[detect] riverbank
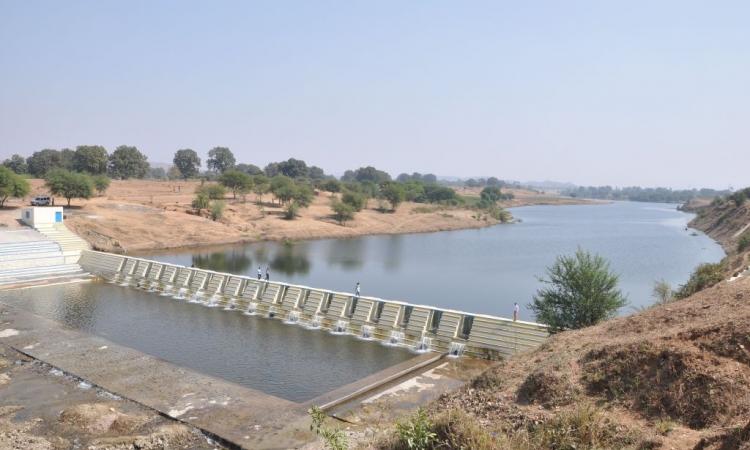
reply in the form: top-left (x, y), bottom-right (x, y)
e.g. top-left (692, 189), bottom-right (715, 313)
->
top-left (1, 180), bottom-right (596, 253)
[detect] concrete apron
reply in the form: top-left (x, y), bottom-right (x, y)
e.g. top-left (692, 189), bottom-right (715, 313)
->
top-left (0, 297), bottom-right (473, 450)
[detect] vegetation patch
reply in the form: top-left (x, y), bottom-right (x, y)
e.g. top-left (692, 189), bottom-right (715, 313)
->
top-left (679, 321), bottom-right (750, 366)
top-left (516, 368), bottom-right (580, 408)
top-left (582, 341), bottom-right (750, 428)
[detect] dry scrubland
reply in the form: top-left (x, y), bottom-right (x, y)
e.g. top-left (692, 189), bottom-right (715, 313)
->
top-left (3, 179), bottom-right (589, 252)
top-left (372, 197), bottom-right (750, 449)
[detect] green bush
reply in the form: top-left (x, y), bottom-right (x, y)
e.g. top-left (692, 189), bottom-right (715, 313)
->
top-left (309, 406), bottom-right (348, 450)
top-left (197, 184), bottom-right (226, 200)
top-left (331, 200), bottom-right (355, 225)
top-left (92, 175), bottom-right (111, 195)
top-left (341, 191), bottom-right (366, 211)
top-left (284, 202), bottom-right (300, 220)
top-left (395, 408), bottom-right (437, 450)
top-left (210, 200), bottom-right (225, 221)
top-left (738, 233), bottom-right (750, 253)
top-left (192, 192), bottom-right (209, 210)
top-left (529, 249), bottom-right (627, 332)
top-left (0, 166), bottom-right (30, 208)
top-left (675, 262), bottom-right (725, 299)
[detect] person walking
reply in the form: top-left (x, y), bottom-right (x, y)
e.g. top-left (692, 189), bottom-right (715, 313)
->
top-left (355, 282), bottom-right (361, 298)
top-left (513, 302), bottom-right (520, 321)
top-left (265, 267), bottom-right (270, 281)
top-left (257, 266), bottom-right (262, 280)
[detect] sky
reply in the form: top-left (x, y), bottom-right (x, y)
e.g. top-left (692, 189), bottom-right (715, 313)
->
top-left (0, 1), bottom-right (748, 189)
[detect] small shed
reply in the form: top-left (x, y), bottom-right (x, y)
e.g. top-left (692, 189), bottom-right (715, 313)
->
top-left (21, 206), bottom-right (64, 228)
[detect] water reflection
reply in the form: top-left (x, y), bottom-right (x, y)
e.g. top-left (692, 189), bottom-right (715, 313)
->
top-left (326, 239), bottom-right (365, 270)
top-left (383, 235), bottom-right (403, 271)
top-left (270, 244), bottom-right (311, 275)
top-left (192, 250), bottom-right (252, 273)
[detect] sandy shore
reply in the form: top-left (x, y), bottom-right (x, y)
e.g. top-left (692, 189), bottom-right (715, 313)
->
top-left (1, 180), bottom-right (595, 252)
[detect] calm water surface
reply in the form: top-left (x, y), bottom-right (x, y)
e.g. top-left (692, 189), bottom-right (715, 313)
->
top-left (142, 202), bottom-right (725, 317)
top-left (0, 283), bottom-right (413, 402)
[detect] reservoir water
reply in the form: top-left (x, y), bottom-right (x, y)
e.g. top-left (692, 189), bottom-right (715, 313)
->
top-left (142, 202), bottom-right (725, 317)
top-left (0, 283), bottom-right (413, 402)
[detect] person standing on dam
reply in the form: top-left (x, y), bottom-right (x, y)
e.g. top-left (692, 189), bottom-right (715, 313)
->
top-left (265, 267), bottom-right (270, 281)
top-left (355, 282), bottom-right (361, 298)
top-left (513, 302), bottom-right (520, 321)
top-left (257, 266), bottom-right (262, 280)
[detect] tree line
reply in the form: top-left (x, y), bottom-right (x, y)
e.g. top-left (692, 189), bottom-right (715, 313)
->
top-left (563, 185), bottom-right (730, 203)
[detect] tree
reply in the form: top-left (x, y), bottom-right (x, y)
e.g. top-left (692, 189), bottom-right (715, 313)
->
top-left (308, 166), bottom-right (326, 180)
top-left (219, 170), bottom-right (253, 199)
top-left (252, 175), bottom-right (270, 203)
top-left (92, 175), bottom-right (111, 195)
top-left (331, 200), bottom-right (355, 225)
top-left (173, 149), bottom-right (201, 179)
top-left (341, 190), bottom-right (366, 211)
top-left (422, 173), bottom-right (437, 184)
top-left (207, 147), bottom-right (236, 173)
top-left (236, 163), bottom-right (263, 175)
top-left (349, 166), bottom-right (391, 184)
top-left (2, 154), bottom-right (27, 174)
top-left (0, 166), bottom-right (30, 208)
top-left (529, 249), bottom-right (627, 332)
top-left (322, 179), bottom-right (341, 197)
top-left (27, 149), bottom-right (64, 177)
top-left (270, 175), bottom-right (295, 204)
top-left (380, 182), bottom-right (405, 211)
top-left (72, 145), bottom-right (108, 174)
top-left (147, 167), bottom-right (167, 179)
top-left (108, 145), bottom-right (149, 179)
top-left (44, 169), bottom-right (94, 206)
top-left (277, 158), bottom-right (309, 178)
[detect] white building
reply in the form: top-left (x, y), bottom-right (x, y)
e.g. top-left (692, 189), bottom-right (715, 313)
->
top-left (21, 206), bottom-right (64, 228)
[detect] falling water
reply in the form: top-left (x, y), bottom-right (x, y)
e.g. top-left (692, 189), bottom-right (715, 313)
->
top-left (448, 342), bottom-right (466, 358)
top-left (414, 336), bottom-right (432, 353)
top-left (188, 291), bottom-right (204, 303)
top-left (268, 306), bottom-right (278, 318)
top-left (284, 310), bottom-right (300, 324)
top-left (245, 302), bottom-right (258, 315)
top-left (118, 276), bottom-right (132, 287)
top-left (360, 325), bottom-right (374, 340)
top-left (331, 320), bottom-right (349, 334)
top-left (160, 285), bottom-right (174, 296)
top-left (385, 330), bottom-right (405, 346)
top-left (173, 288), bottom-right (187, 300)
top-left (306, 315), bottom-right (322, 329)
top-left (223, 297), bottom-right (237, 310)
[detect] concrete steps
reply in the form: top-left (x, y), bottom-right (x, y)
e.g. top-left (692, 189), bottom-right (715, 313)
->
top-left (0, 263), bottom-right (87, 286)
top-left (0, 234), bottom-right (89, 287)
top-left (34, 224), bottom-right (90, 253)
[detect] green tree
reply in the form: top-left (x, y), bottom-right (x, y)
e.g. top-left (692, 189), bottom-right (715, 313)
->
top-left (341, 191), bottom-right (365, 211)
top-left (108, 145), bottom-right (150, 179)
top-left (236, 163), bottom-right (263, 175)
top-left (252, 174), bottom-right (270, 203)
top-left (346, 166), bottom-right (391, 184)
top-left (0, 166), bottom-right (30, 208)
top-left (44, 169), bottom-right (94, 206)
top-left (270, 175), bottom-right (295, 204)
top-left (92, 175), bottom-right (111, 195)
top-left (380, 182), bottom-right (406, 211)
top-left (529, 249), bottom-right (627, 332)
top-left (72, 145), bottom-right (108, 174)
top-left (173, 149), bottom-right (201, 179)
top-left (192, 192), bottom-right (209, 211)
top-left (2, 154), bottom-right (28, 174)
top-left (219, 170), bottom-right (253, 199)
top-left (210, 200), bottom-right (225, 221)
top-left (27, 149), bottom-right (65, 177)
top-left (276, 158), bottom-right (309, 178)
top-left (322, 179), bottom-right (341, 197)
top-left (207, 147), bottom-right (236, 173)
top-left (331, 200), bottom-right (355, 225)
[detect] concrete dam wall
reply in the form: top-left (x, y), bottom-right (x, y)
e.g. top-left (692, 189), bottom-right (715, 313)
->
top-left (79, 250), bottom-right (549, 358)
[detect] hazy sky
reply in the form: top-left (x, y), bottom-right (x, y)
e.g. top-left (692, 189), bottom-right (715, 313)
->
top-left (1, 1), bottom-right (747, 189)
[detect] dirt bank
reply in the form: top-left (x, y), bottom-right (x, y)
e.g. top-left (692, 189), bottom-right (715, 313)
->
top-left (2, 180), bottom-right (594, 252)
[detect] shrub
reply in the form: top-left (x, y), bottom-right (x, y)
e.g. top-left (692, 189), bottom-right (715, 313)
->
top-left (218, 170), bottom-right (253, 199)
top-left (196, 184), bottom-right (226, 200)
top-left (395, 408), bottom-right (437, 450)
top-left (652, 279), bottom-right (673, 305)
top-left (675, 262), bottom-right (725, 299)
top-left (210, 200), bottom-right (225, 221)
top-left (738, 232), bottom-right (750, 253)
top-left (529, 248), bottom-right (627, 332)
top-left (92, 175), bottom-right (111, 195)
top-left (380, 182), bottom-right (406, 211)
top-left (284, 202), bottom-right (300, 220)
top-left (192, 192), bottom-right (209, 211)
top-left (331, 200), bottom-right (355, 225)
top-left (309, 406), bottom-right (348, 450)
top-left (341, 191), bottom-right (366, 211)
